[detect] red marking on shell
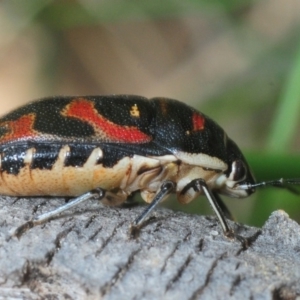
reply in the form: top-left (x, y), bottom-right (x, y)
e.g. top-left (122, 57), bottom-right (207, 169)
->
top-left (0, 114), bottom-right (37, 143)
top-left (62, 98), bottom-right (152, 143)
top-left (192, 112), bottom-right (205, 131)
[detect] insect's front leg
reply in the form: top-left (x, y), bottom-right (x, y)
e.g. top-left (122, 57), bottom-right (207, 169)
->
top-left (181, 178), bottom-right (249, 248)
top-left (130, 181), bottom-right (175, 238)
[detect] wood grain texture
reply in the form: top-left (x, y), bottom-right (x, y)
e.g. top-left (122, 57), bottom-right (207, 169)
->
top-left (0, 196), bottom-right (300, 299)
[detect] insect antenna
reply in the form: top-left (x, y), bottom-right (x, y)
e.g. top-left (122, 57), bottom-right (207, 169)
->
top-left (240, 178), bottom-right (300, 194)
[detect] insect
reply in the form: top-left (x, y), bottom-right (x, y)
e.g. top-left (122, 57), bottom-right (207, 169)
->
top-left (1, 95), bottom-right (298, 245)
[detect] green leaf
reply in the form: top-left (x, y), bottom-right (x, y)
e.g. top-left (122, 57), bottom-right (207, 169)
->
top-left (267, 40), bottom-right (300, 152)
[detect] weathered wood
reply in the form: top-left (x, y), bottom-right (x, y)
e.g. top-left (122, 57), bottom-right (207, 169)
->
top-left (0, 196), bottom-right (300, 299)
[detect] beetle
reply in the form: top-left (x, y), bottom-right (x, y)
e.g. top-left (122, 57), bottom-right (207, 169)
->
top-left (0, 95), bottom-right (298, 244)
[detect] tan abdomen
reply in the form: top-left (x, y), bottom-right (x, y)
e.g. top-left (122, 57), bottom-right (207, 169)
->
top-left (0, 145), bottom-right (169, 197)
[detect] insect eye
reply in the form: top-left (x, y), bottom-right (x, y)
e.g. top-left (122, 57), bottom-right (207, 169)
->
top-left (230, 160), bottom-right (247, 182)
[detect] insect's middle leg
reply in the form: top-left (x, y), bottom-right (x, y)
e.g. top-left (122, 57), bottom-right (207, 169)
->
top-left (130, 181), bottom-right (175, 237)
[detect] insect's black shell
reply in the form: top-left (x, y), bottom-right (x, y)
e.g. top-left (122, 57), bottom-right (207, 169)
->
top-left (151, 97), bottom-right (228, 161)
top-left (0, 96), bottom-right (151, 141)
top-left (0, 95), bottom-right (242, 175)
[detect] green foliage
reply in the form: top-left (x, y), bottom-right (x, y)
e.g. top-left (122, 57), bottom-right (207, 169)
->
top-left (267, 41), bottom-right (300, 152)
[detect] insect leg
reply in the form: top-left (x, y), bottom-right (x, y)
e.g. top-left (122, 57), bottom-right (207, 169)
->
top-left (130, 181), bottom-right (175, 237)
top-left (182, 179), bottom-right (248, 247)
top-left (212, 192), bottom-right (234, 221)
top-left (182, 179), bottom-right (232, 235)
top-left (13, 188), bottom-right (105, 238)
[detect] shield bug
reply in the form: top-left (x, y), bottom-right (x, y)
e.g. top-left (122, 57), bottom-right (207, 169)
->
top-left (1, 95), bottom-right (299, 245)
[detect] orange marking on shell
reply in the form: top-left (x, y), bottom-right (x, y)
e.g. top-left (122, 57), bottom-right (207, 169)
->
top-left (192, 112), bottom-right (205, 131)
top-left (0, 114), bottom-right (37, 143)
top-left (130, 104), bottom-right (140, 117)
top-left (62, 98), bottom-right (151, 143)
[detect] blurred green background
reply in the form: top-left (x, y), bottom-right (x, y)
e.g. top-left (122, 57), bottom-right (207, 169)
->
top-left (1, 0), bottom-right (300, 227)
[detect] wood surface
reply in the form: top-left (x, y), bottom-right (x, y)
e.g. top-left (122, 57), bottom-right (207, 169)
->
top-left (0, 196), bottom-right (300, 299)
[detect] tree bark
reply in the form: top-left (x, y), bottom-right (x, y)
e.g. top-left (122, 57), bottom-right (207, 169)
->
top-left (0, 196), bottom-right (300, 299)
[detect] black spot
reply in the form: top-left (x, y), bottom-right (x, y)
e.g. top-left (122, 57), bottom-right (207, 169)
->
top-left (0, 145), bottom-right (27, 175)
top-left (64, 144), bottom-right (97, 167)
top-left (101, 145), bottom-right (133, 168)
top-left (31, 144), bottom-right (62, 170)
